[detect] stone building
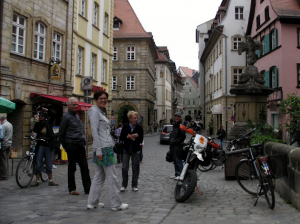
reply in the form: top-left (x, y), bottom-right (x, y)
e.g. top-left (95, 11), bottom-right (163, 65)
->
top-left (112, 0), bottom-right (157, 130)
top-left (0, 0), bottom-right (74, 155)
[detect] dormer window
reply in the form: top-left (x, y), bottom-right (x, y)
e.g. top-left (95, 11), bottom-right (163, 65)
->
top-left (113, 16), bottom-right (122, 30)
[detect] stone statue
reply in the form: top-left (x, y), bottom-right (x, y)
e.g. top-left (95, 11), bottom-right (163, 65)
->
top-left (238, 36), bottom-right (262, 66)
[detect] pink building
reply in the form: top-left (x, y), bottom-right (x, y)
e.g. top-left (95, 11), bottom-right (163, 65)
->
top-left (247, 0), bottom-right (300, 141)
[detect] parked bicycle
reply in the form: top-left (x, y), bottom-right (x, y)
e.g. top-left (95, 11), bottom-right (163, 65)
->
top-left (227, 130), bottom-right (275, 209)
top-left (15, 135), bottom-right (49, 188)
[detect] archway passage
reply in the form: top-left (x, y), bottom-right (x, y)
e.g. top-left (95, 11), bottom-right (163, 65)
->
top-left (118, 105), bottom-right (135, 125)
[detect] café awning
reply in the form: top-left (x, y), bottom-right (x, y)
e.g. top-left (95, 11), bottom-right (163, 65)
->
top-left (0, 97), bottom-right (16, 113)
top-left (30, 93), bottom-right (92, 111)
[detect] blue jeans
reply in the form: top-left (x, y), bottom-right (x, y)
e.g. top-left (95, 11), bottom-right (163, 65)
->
top-left (36, 146), bottom-right (52, 175)
top-left (171, 145), bottom-right (183, 177)
top-left (219, 139), bottom-right (224, 150)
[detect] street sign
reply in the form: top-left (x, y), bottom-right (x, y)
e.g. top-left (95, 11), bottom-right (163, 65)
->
top-left (111, 119), bottom-right (115, 125)
top-left (112, 116), bottom-right (114, 119)
top-left (231, 116), bottom-right (236, 121)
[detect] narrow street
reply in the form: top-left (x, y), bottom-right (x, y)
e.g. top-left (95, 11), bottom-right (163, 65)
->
top-left (0, 133), bottom-right (299, 224)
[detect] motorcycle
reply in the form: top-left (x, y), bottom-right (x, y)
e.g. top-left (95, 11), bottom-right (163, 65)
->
top-left (174, 116), bottom-right (227, 202)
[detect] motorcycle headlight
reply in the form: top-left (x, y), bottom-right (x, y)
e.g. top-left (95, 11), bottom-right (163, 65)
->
top-left (194, 144), bottom-right (205, 152)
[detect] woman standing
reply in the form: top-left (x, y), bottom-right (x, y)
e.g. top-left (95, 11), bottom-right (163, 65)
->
top-left (87, 90), bottom-right (128, 211)
top-left (119, 111), bottom-right (144, 192)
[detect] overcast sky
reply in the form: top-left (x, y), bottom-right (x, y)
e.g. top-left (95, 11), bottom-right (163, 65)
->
top-left (128, 0), bottom-right (222, 71)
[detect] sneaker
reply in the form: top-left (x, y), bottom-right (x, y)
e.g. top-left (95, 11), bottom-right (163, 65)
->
top-left (52, 164), bottom-right (57, 169)
top-left (132, 187), bottom-right (138, 192)
top-left (120, 187), bottom-right (126, 192)
top-left (87, 203), bottom-right (104, 209)
top-left (30, 181), bottom-right (39, 187)
top-left (111, 203), bottom-right (129, 211)
top-left (170, 175), bottom-right (175, 179)
top-left (174, 176), bottom-right (180, 180)
top-left (48, 180), bottom-right (59, 186)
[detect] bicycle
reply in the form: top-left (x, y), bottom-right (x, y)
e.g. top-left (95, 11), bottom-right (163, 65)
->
top-left (15, 135), bottom-right (49, 188)
top-left (229, 133), bottom-right (275, 209)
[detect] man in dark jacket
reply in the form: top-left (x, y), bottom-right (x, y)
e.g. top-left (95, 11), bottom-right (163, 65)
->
top-left (30, 107), bottom-right (59, 187)
top-left (59, 97), bottom-right (91, 195)
top-left (217, 126), bottom-right (226, 150)
top-left (169, 112), bottom-right (186, 180)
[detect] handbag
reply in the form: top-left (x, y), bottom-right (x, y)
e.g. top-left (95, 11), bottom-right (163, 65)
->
top-left (166, 149), bottom-right (173, 163)
top-left (113, 142), bottom-right (124, 154)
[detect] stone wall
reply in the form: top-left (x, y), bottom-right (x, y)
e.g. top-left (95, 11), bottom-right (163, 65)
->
top-left (264, 142), bottom-right (300, 211)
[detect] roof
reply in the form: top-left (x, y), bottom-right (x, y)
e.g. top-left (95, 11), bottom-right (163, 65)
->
top-left (114, 0), bottom-right (152, 38)
top-left (271, 0), bottom-right (300, 18)
top-left (180, 66), bottom-right (198, 77)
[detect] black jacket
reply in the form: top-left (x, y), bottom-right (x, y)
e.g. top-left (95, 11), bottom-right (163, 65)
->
top-left (169, 121), bottom-right (186, 146)
top-left (59, 109), bottom-right (85, 149)
top-left (119, 123), bottom-right (144, 154)
top-left (33, 109), bottom-right (58, 150)
top-left (217, 129), bottom-right (226, 139)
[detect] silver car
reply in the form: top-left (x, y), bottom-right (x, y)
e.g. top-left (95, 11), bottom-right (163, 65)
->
top-left (160, 125), bottom-right (173, 144)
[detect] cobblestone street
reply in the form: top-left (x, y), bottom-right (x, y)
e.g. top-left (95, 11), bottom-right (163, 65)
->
top-left (0, 133), bottom-right (299, 224)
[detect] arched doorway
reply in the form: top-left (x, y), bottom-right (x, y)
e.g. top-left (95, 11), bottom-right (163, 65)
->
top-left (118, 105), bottom-right (135, 125)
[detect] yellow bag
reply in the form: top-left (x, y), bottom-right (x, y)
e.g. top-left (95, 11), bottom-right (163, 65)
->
top-left (61, 145), bottom-right (68, 161)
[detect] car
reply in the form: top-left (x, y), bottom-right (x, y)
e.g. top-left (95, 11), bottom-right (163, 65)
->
top-left (160, 125), bottom-right (173, 144)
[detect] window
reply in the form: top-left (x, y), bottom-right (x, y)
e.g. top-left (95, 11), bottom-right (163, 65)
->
top-left (127, 47), bottom-right (135, 60)
top-left (270, 29), bottom-right (278, 50)
top-left (93, 3), bottom-right (98, 26)
top-left (104, 14), bottom-right (108, 35)
top-left (233, 36), bottom-right (242, 50)
top-left (126, 76), bottom-right (135, 90)
top-left (112, 76), bottom-right (117, 90)
top-left (219, 39), bottom-right (222, 54)
top-left (12, 13), bottom-right (26, 55)
top-left (256, 15), bottom-right (260, 28)
top-left (261, 36), bottom-right (265, 55)
top-left (77, 47), bottom-right (83, 75)
top-left (113, 47), bottom-right (117, 60)
top-left (193, 100), bottom-right (196, 105)
top-left (233, 68), bottom-right (243, 85)
top-left (34, 22), bottom-right (46, 61)
top-left (297, 64), bottom-right (300, 87)
top-left (102, 59), bottom-right (107, 83)
top-left (187, 100), bottom-right (190, 105)
top-left (189, 88), bottom-right (191, 93)
top-left (53, 32), bottom-right (62, 62)
top-left (91, 54), bottom-right (96, 79)
top-left (271, 113), bottom-right (279, 129)
top-left (81, 0), bottom-right (85, 17)
top-left (265, 6), bottom-right (270, 21)
top-left (264, 67), bottom-right (278, 88)
top-left (235, 7), bottom-right (243, 20)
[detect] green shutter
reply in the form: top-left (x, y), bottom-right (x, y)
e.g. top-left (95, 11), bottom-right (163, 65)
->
top-left (265, 71), bottom-right (270, 87)
top-left (265, 33), bottom-right (270, 53)
top-left (256, 49), bottom-right (260, 58)
top-left (274, 28), bottom-right (278, 48)
top-left (274, 67), bottom-right (278, 87)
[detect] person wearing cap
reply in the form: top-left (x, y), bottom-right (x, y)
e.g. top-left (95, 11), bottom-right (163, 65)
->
top-left (169, 112), bottom-right (186, 180)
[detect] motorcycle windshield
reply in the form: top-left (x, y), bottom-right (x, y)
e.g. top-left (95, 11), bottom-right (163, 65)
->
top-left (194, 134), bottom-right (208, 148)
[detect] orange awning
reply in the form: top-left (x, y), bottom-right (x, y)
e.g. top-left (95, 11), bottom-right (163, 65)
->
top-left (30, 93), bottom-right (92, 111)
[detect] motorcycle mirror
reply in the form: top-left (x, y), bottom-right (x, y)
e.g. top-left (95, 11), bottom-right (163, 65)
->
top-left (185, 115), bottom-right (192, 122)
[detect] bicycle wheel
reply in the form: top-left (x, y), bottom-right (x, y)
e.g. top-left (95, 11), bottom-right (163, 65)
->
top-left (235, 160), bottom-right (263, 196)
top-left (40, 164), bottom-right (49, 182)
top-left (262, 176), bottom-right (275, 209)
top-left (198, 162), bottom-right (214, 172)
top-left (15, 156), bottom-right (34, 188)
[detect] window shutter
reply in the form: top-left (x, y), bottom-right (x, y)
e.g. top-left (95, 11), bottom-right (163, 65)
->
top-left (274, 67), bottom-right (278, 87)
top-left (274, 28), bottom-right (278, 48)
top-left (264, 71), bottom-right (270, 87)
top-left (255, 49), bottom-right (260, 58)
top-left (265, 33), bottom-right (270, 53)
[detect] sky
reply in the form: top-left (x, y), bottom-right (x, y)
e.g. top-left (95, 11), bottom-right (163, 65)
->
top-left (128, 0), bottom-right (223, 71)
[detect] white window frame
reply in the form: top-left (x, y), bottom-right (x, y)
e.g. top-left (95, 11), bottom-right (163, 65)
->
top-left (126, 76), bottom-right (135, 90)
top-left (91, 54), bottom-right (96, 79)
top-left (53, 32), bottom-right (62, 63)
top-left (12, 13), bottom-right (26, 55)
top-left (34, 22), bottom-right (46, 61)
top-left (233, 37), bottom-right (242, 50)
top-left (77, 47), bottom-right (83, 75)
top-left (93, 3), bottom-right (98, 26)
top-left (81, 0), bottom-right (86, 17)
top-left (233, 68), bottom-right (243, 85)
top-left (113, 47), bottom-right (118, 61)
top-left (112, 76), bottom-right (117, 90)
top-left (104, 14), bottom-right (108, 35)
top-left (102, 59), bottom-right (107, 83)
top-left (127, 47), bottom-right (135, 60)
top-left (235, 7), bottom-right (243, 20)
